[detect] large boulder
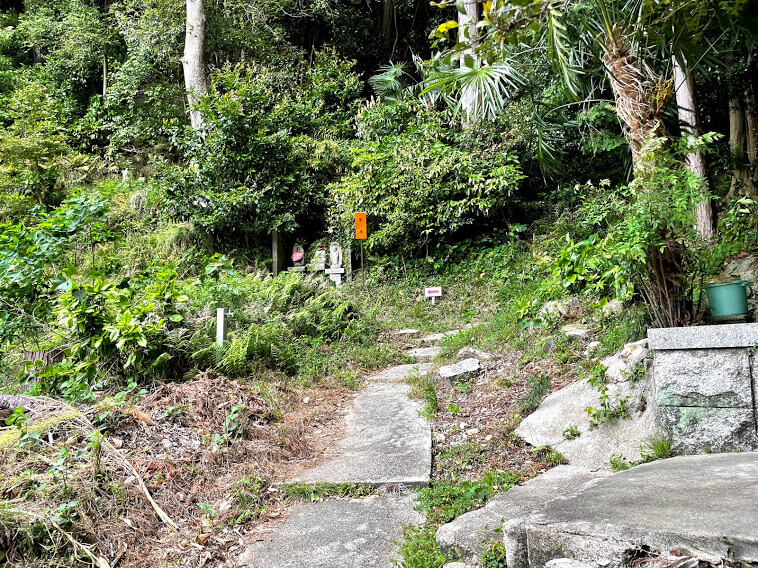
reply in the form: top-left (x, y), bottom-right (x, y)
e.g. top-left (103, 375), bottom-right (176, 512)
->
top-left (561, 324), bottom-right (595, 342)
top-left (540, 297), bottom-right (583, 320)
top-left (456, 347), bottom-right (493, 361)
top-left (515, 374), bottom-right (658, 469)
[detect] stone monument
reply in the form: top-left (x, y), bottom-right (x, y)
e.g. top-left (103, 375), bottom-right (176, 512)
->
top-left (325, 242), bottom-right (346, 287)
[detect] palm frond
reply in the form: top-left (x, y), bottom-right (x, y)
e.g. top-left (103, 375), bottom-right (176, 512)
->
top-left (546, 5), bottom-right (584, 99)
top-left (368, 62), bottom-right (413, 102)
top-left (421, 59), bottom-right (525, 121)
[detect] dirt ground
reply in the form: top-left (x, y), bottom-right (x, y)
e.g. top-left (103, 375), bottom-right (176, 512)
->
top-left (430, 349), bottom-right (575, 483)
top-left (0, 373), bottom-right (355, 568)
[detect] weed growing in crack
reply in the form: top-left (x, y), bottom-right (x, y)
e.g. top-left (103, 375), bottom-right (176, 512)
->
top-left (282, 482), bottom-right (376, 502)
top-left (516, 374), bottom-right (550, 413)
top-left (480, 541), bottom-right (507, 567)
top-left (532, 445), bottom-right (565, 466)
top-left (562, 425), bottom-right (580, 440)
top-left (640, 434), bottom-right (675, 461)
top-left (406, 369), bottom-right (439, 419)
top-left (393, 472), bottom-right (520, 568)
top-left (586, 383), bottom-right (630, 429)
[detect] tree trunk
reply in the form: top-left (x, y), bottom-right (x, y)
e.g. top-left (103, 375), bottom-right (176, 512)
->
top-left (32, 44), bottom-right (43, 64)
top-left (672, 54), bottom-right (714, 241)
top-left (458, 0), bottom-right (479, 125)
top-left (746, 83), bottom-right (758, 192)
top-left (601, 28), bottom-right (664, 169)
top-left (727, 94), bottom-right (750, 198)
top-left (182, 0), bottom-right (208, 130)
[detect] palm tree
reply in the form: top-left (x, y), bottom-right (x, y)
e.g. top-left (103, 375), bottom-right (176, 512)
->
top-left (427, 0), bottom-right (756, 324)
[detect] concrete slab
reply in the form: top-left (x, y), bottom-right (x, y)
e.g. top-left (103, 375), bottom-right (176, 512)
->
top-left (367, 363), bottom-right (433, 383)
top-left (407, 346), bottom-right (442, 362)
top-left (436, 466), bottom-right (607, 563)
top-left (437, 358), bottom-right (480, 385)
top-left (648, 323), bottom-right (758, 350)
top-left (523, 453), bottom-right (758, 568)
top-left (395, 329), bottom-right (420, 336)
top-left (515, 380), bottom-right (658, 469)
top-left (418, 330), bottom-right (462, 343)
top-left (292, 383), bottom-right (431, 487)
top-left (237, 494), bottom-right (422, 568)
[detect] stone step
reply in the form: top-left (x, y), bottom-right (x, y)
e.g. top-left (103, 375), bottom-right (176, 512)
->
top-left (394, 328), bottom-right (420, 336)
top-left (436, 358), bottom-right (480, 385)
top-left (291, 382), bottom-right (431, 487)
top-left (367, 363), bottom-right (433, 383)
top-left (407, 346), bottom-right (442, 362)
top-left (512, 453), bottom-right (758, 568)
top-left (436, 466), bottom-right (607, 563)
top-left (418, 330), bottom-right (463, 343)
top-left (238, 493), bottom-right (422, 568)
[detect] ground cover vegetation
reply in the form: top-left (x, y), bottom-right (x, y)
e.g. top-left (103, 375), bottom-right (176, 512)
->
top-left (0, 0), bottom-right (757, 566)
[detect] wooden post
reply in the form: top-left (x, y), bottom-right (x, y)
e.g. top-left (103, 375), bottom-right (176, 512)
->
top-left (272, 229), bottom-right (285, 276)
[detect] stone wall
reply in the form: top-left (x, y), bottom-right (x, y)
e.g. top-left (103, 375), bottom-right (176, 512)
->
top-left (648, 324), bottom-right (758, 453)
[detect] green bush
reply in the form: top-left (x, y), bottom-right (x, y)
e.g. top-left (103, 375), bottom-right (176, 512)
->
top-left (330, 99), bottom-right (524, 256)
top-left (161, 51), bottom-right (361, 241)
top-left (187, 271), bottom-right (378, 381)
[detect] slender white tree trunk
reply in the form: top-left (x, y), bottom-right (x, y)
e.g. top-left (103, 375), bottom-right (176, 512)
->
top-left (182, 0), bottom-right (208, 130)
top-left (102, 47), bottom-right (108, 98)
top-left (458, 0), bottom-right (478, 125)
top-left (672, 54), bottom-right (714, 240)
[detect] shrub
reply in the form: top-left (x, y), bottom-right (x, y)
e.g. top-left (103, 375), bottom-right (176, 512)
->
top-left (330, 99), bottom-right (524, 256)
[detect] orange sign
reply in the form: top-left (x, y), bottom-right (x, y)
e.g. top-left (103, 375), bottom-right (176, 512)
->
top-left (354, 212), bottom-right (367, 240)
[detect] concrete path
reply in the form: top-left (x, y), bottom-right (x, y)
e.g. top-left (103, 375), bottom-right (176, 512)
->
top-left (237, 494), bottom-right (422, 568)
top-left (368, 362), bottom-right (433, 383)
top-left (238, 347), bottom-right (439, 567)
top-left (407, 346), bottom-right (442, 362)
top-left (293, 382), bottom-right (431, 487)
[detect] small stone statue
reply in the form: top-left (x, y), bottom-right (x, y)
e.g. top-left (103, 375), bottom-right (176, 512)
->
top-left (329, 242), bottom-right (343, 268)
top-left (292, 244), bottom-right (305, 267)
top-left (325, 242), bottom-right (346, 287)
top-left (311, 243), bottom-right (327, 272)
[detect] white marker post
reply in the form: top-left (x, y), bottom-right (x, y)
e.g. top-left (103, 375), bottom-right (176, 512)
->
top-left (425, 287), bottom-right (442, 304)
top-left (216, 307), bottom-right (232, 346)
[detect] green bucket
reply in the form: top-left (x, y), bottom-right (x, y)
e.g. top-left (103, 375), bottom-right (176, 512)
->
top-left (705, 280), bottom-right (754, 318)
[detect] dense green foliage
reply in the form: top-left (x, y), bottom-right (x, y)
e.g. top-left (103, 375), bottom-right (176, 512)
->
top-left (331, 100), bottom-right (525, 254)
top-left (162, 53), bottom-right (361, 239)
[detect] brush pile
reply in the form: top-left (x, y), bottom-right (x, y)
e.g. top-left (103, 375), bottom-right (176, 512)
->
top-left (0, 373), bottom-right (320, 567)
